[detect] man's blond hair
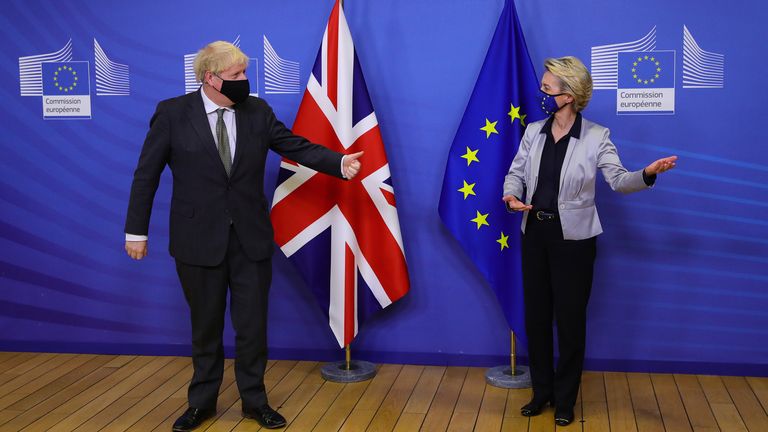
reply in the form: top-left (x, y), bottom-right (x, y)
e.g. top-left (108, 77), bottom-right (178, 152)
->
top-left (193, 41), bottom-right (249, 82)
top-left (544, 56), bottom-right (593, 112)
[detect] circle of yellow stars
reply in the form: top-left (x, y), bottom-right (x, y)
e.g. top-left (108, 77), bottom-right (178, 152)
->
top-left (53, 65), bottom-right (79, 92)
top-left (631, 55), bottom-right (661, 85)
top-left (453, 102), bottom-right (528, 251)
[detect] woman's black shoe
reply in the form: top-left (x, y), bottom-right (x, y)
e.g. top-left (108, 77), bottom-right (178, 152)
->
top-left (520, 396), bottom-right (553, 417)
top-left (554, 407), bottom-right (575, 426)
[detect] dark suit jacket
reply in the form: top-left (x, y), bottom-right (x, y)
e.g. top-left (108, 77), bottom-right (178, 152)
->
top-left (125, 90), bottom-right (344, 266)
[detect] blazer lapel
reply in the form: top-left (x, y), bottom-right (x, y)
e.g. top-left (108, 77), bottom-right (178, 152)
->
top-left (230, 106), bottom-right (247, 175)
top-left (528, 132), bottom-right (546, 199)
top-left (559, 117), bottom-right (582, 191)
top-left (186, 90), bottom-right (228, 174)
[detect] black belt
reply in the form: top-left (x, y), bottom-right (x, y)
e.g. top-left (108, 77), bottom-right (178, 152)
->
top-left (534, 210), bottom-right (558, 221)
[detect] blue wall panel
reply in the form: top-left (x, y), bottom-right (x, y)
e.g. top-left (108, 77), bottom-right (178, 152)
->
top-left (1, 0), bottom-right (765, 375)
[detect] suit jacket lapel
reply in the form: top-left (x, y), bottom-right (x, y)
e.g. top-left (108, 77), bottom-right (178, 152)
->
top-left (528, 132), bottom-right (546, 199)
top-left (559, 117), bottom-right (581, 191)
top-left (231, 106), bottom-right (247, 175)
top-left (186, 90), bottom-right (228, 175)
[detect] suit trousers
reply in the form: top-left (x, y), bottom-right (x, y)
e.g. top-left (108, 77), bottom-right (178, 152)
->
top-left (521, 214), bottom-right (596, 410)
top-left (175, 226), bottom-right (272, 410)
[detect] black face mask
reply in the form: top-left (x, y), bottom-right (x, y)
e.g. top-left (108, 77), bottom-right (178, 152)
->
top-left (215, 75), bottom-right (250, 104)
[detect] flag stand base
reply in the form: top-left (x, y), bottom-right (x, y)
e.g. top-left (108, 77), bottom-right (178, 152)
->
top-left (485, 365), bottom-right (531, 389)
top-left (321, 360), bottom-right (377, 383)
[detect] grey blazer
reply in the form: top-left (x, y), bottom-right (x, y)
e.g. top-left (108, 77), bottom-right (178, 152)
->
top-left (503, 116), bottom-right (650, 240)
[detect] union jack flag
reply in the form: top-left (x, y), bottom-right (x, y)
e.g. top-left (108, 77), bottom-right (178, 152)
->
top-left (271, 0), bottom-right (409, 347)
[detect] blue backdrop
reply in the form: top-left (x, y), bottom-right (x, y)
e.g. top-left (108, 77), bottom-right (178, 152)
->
top-left (1, 0), bottom-right (765, 376)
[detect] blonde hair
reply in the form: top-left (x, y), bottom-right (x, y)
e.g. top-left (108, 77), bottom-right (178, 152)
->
top-left (544, 56), bottom-right (593, 112)
top-left (193, 41), bottom-right (249, 82)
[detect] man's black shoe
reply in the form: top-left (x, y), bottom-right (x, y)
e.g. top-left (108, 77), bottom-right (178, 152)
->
top-left (172, 407), bottom-right (215, 432)
top-left (243, 404), bottom-right (287, 429)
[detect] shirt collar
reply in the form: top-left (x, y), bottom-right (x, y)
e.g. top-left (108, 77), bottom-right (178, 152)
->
top-left (200, 86), bottom-right (234, 115)
top-left (540, 112), bottom-right (582, 139)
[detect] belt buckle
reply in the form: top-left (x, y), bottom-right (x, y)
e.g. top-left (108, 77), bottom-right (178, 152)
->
top-left (536, 211), bottom-right (554, 221)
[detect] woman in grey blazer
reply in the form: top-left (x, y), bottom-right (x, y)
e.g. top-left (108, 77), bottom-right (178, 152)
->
top-left (502, 56), bottom-right (676, 426)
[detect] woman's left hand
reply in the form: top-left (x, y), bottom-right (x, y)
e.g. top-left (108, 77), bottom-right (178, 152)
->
top-left (644, 155), bottom-right (678, 175)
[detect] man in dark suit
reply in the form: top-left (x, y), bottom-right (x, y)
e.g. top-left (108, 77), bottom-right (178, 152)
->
top-left (124, 41), bottom-right (362, 431)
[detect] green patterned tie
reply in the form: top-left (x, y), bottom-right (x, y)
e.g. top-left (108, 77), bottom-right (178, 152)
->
top-left (216, 108), bottom-right (232, 176)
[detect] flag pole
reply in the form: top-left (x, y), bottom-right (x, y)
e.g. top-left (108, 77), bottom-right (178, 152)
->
top-left (345, 344), bottom-right (351, 370)
top-left (510, 330), bottom-right (516, 372)
top-left (485, 328), bottom-right (531, 389)
top-left (321, 340), bottom-right (376, 382)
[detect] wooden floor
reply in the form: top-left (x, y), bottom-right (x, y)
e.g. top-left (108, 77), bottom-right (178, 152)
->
top-left (0, 353), bottom-right (766, 431)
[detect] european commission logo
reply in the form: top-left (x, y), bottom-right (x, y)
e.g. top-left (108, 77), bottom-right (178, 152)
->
top-left (42, 61), bottom-right (91, 119)
top-left (183, 35), bottom-right (301, 96)
top-left (590, 26), bottom-right (724, 115)
top-left (18, 39), bottom-right (131, 120)
top-left (617, 51), bottom-right (675, 114)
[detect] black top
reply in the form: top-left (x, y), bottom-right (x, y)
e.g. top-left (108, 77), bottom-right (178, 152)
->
top-left (531, 113), bottom-right (582, 211)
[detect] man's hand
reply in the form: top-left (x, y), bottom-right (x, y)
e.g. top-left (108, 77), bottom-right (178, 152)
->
top-left (125, 240), bottom-right (148, 260)
top-left (502, 195), bottom-right (533, 212)
top-left (343, 151), bottom-right (364, 179)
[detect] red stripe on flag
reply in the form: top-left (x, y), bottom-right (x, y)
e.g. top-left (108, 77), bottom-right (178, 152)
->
top-left (326, 1), bottom-right (340, 109)
top-left (381, 188), bottom-right (397, 207)
top-left (344, 243), bottom-right (355, 345)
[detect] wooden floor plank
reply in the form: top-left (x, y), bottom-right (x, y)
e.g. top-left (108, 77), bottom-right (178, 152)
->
top-left (18, 355), bottom-right (154, 431)
top-left (282, 379), bottom-right (345, 431)
top-left (0, 353), bottom-right (64, 389)
top-left (366, 364), bottom-right (423, 432)
top-left (339, 364), bottom-right (401, 432)
top-left (626, 372), bottom-right (664, 432)
top-left (267, 362), bottom-right (327, 431)
top-left (45, 355), bottom-right (174, 432)
top-left (605, 371), bottom-right (638, 432)
top-left (674, 374), bottom-right (719, 432)
top-left (447, 367), bottom-right (486, 432)
top-left (474, 383), bottom-right (508, 432)
top-left (0, 352), bottom-right (20, 365)
top-left (698, 375), bottom-right (748, 432)
top-left (403, 366), bottom-right (445, 415)
top-left (421, 366), bottom-right (468, 431)
top-left (313, 379), bottom-right (371, 432)
top-left (582, 400), bottom-right (609, 432)
top-left (650, 373), bottom-right (692, 432)
top-left (581, 372), bottom-right (606, 403)
top-left (101, 357), bottom-right (192, 432)
top-left (1, 358), bottom-right (118, 432)
top-left (392, 412), bottom-right (426, 431)
top-left (501, 416), bottom-right (529, 431)
top-left (746, 377), bottom-right (768, 415)
top-left (722, 376), bottom-right (768, 432)
top-left (74, 356), bottom-right (189, 432)
top-left (5, 354), bottom-right (115, 412)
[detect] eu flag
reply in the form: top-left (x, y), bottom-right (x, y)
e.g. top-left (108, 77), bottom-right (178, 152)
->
top-left (42, 61), bottom-right (90, 95)
top-left (438, 0), bottom-right (543, 348)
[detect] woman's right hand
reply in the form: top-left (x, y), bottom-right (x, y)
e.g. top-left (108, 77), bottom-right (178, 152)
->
top-left (502, 195), bottom-right (533, 212)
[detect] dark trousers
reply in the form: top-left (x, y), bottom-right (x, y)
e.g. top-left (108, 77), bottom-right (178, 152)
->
top-left (175, 227), bottom-right (272, 410)
top-left (522, 215), bottom-right (596, 410)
